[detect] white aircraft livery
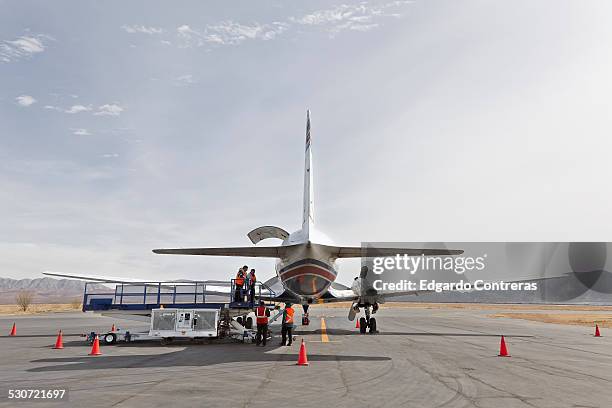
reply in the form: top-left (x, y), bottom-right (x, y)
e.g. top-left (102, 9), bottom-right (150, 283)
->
top-left (150, 111), bottom-right (464, 328)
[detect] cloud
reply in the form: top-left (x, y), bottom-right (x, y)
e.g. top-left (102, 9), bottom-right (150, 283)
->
top-left (71, 128), bottom-right (92, 136)
top-left (65, 104), bottom-right (92, 114)
top-left (174, 74), bottom-right (196, 86)
top-left (44, 102), bottom-right (124, 116)
top-left (177, 21), bottom-right (289, 48)
top-left (101, 153), bottom-right (119, 158)
top-left (124, 1), bottom-right (410, 53)
top-left (176, 25), bottom-right (205, 47)
top-left (291, 1), bottom-right (409, 36)
top-left (15, 95), bottom-right (36, 107)
top-left (94, 104), bottom-right (124, 116)
top-left (1, 35), bottom-right (50, 63)
top-left (177, 24), bottom-right (197, 35)
top-left (206, 21), bottom-right (289, 45)
top-left (167, 1), bottom-right (409, 49)
top-left (122, 25), bottom-right (164, 34)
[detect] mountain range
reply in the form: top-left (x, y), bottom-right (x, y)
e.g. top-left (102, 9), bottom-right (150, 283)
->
top-left (0, 277), bottom-right (110, 304)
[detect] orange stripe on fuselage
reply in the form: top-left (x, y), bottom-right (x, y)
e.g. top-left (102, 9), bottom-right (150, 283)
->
top-left (279, 265), bottom-right (336, 282)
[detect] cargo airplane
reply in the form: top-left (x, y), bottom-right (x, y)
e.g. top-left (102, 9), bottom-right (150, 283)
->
top-left (45, 111), bottom-right (463, 333)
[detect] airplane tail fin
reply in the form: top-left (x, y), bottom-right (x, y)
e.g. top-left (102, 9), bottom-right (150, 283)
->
top-left (303, 110), bottom-right (314, 237)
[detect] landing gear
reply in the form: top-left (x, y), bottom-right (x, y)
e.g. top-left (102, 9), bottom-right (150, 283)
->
top-left (302, 304), bottom-right (310, 326)
top-left (359, 303), bottom-right (379, 334)
top-left (368, 318), bottom-right (377, 334)
top-left (359, 317), bottom-right (367, 334)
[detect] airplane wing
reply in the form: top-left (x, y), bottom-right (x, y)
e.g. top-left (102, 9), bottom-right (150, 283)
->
top-left (153, 244), bottom-right (462, 258)
top-left (42, 271), bottom-right (229, 287)
top-left (43, 271), bottom-right (177, 284)
top-left (43, 271), bottom-right (236, 298)
top-left (152, 245), bottom-right (298, 257)
top-left (314, 244), bottom-right (463, 258)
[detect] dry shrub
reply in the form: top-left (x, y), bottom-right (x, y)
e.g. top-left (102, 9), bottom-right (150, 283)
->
top-left (15, 291), bottom-right (34, 312)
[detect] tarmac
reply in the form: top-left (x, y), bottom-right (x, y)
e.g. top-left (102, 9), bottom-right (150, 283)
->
top-left (1, 306), bottom-right (611, 408)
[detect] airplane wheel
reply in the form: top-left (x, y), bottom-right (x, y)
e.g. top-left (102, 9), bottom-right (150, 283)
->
top-left (245, 317), bottom-right (253, 329)
top-left (369, 318), bottom-right (377, 334)
top-left (236, 316), bottom-right (243, 326)
top-left (359, 317), bottom-right (367, 334)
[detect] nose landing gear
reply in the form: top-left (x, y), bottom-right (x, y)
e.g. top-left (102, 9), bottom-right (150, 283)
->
top-left (302, 304), bottom-right (310, 326)
top-left (358, 303), bottom-right (379, 334)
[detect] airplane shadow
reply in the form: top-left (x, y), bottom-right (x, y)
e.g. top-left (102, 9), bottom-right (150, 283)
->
top-left (28, 346), bottom-right (391, 372)
top-left (294, 328), bottom-right (533, 338)
top-left (40, 338), bottom-right (276, 349)
top-left (1, 333), bottom-right (84, 338)
top-left (32, 330), bottom-right (531, 350)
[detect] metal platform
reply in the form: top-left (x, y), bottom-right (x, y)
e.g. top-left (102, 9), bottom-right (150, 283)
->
top-left (82, 279), bottom-right (275, 312)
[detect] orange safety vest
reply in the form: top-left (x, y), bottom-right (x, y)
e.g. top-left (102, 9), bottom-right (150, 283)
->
top-left (235, 272), bottom-right (244, 286)
top-left (285, 307), bottom-right (294, 324)
top-left (256, 306), bottom-right (268, 325)
top-left (249, 273), bottom-right (256, 284)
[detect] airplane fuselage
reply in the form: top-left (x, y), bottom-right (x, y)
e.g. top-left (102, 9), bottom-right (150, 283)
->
top-left (275, 227), bottom-right (338, 301)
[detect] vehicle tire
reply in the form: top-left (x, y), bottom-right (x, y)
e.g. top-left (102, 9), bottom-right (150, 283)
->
top-left (236, 316), bottom-right (243, 326)
top-left (359, 317), bottom-right (367, 334)
top-left (246, 317), bottom-right (253, 329)
top-left (160, 337), bottom-right (173, 346)
top-left (369, 318), bottom-right (377, 334)
top-left (103, 333), bottom-right (117, 345)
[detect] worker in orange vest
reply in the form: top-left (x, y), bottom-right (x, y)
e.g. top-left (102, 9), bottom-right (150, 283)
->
top-left (281, 302), bottom-right (295, 346)
top-left (248, 269), bottom-right (257, 304)
top-left (255, 300), bottom-right (270, 346)
top-left (234, 266), bottom-right (247, 302)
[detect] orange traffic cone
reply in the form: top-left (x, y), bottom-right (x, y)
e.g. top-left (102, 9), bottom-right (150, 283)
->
top-left (9, 322), bottom-right (16, 336)
top-left (595, 324), bottom-right (601, 337)
top-left (355, 319), bottom-right (360, 329)
top-left (111, 324), bottom-right (116, 332)
top-left (296, 339), bottom-right (309, 366)
top-left (53, 330), bottom-right (64, 349)
top-left (498, 335), bottom-right (510, 357)
top-left (89, 335), bottom-right (102, 356)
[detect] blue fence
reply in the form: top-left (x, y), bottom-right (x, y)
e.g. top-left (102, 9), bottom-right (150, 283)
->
top-left (82, 280), bottom-right (275, 311)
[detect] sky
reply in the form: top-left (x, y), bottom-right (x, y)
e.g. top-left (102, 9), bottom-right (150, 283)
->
top-left (1, 0), bottom-right (612, 283)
